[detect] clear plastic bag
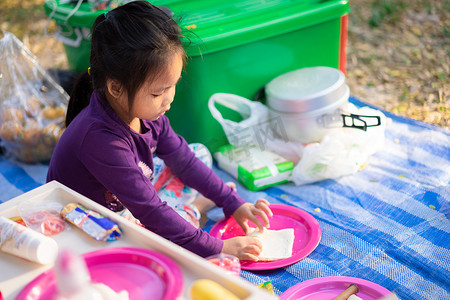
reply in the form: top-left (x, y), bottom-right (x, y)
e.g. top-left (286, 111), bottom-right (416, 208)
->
top-left (291, 105), bottom-right (387, 185)
top-left (0, 32), bottom-right (69, 163)
top-left (18, 198), bottom-right (68, 236)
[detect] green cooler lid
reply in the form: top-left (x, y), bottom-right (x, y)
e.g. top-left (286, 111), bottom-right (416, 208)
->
top-left (151, 0), bottom-right (349, 56)
top-left (44, 0), bottom-right (349, 56)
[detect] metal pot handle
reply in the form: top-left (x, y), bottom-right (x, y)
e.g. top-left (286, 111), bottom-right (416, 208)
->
top-left (341, 114), bottom-right (381, 131)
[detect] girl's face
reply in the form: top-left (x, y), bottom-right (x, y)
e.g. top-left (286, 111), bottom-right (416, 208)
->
top-left (130, 52), bottom-right (183, 122)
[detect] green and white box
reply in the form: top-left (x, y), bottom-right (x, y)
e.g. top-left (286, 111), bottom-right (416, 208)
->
top-left (215, 145), bottom-right (294, 191)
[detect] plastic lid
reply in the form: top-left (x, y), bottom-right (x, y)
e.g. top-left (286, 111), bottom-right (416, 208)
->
top-left (265, 66), bottom-right (348, 113)
top-left (173, 0), bottom-right (349, 55)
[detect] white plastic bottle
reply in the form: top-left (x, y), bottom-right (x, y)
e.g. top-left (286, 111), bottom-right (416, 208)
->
top-left (54, 249), bottom-right (129, 300)
top-left (0, 215), bottom-right (58, 264)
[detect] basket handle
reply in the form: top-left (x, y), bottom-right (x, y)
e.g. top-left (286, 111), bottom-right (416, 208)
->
top-left (54, 27), bottom-right (83, 48)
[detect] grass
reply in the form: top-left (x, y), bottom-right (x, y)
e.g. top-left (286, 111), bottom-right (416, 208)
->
top-left (1, 0), bottom-right (48, 37)
top-left (368, 0), bottom-right (408, 27)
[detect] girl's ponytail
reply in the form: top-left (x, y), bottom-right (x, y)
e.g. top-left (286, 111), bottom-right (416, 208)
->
top-left (65, 12), bottom-right (104, 128)
top-left (65, 71), bottom-right (93, 127)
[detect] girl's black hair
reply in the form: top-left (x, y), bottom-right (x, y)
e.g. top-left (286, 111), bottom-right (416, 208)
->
top-left (65, 1), bottom-right (185, 127)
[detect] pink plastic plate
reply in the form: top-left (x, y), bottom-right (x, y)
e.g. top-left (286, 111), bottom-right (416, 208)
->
top-left (280, 276), bottom-right (393, 300)
top-left (16, 247), bottom-right (184, 300)
top-left (209, 204), bottom-right (321, 270)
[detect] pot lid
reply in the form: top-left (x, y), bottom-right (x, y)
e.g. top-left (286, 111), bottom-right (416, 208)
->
top-left (265, 66), bottom-right (348, 113)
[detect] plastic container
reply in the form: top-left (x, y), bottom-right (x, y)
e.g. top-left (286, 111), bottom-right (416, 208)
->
top-left (206, 253), bottom-right (241, 276)
top-left (44, 0), bottom-right (350, 152)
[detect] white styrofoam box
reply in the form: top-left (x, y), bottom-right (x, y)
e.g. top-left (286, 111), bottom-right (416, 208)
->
top-left (0, 181), bottom-right (278, 300)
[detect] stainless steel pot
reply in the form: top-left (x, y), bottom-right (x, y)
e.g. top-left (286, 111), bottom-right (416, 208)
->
top-left (265, 67), bottom-right (380, 143)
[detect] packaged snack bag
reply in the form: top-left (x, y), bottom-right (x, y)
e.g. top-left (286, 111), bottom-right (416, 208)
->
top-left (0, 32), bottom-right (69, 163)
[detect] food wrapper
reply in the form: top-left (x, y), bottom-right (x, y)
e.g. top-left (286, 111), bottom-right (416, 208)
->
top-left (0, 32), bottom-right (68, 163)
top-left (61, 203), bottom-right (121, 242)
top-left (257, 280), bottom-right (275, 294)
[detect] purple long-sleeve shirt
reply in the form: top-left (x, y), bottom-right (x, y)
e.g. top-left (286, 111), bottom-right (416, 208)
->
top-left (47, 91), bottom-right (245, 257)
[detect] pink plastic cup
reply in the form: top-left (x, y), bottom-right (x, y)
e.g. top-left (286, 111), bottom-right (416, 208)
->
top-left (206, 253), bottom-right (241, 276)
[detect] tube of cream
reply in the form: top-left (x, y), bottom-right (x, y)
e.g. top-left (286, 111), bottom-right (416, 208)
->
top-left (0, 215), bottom-right (58, 264)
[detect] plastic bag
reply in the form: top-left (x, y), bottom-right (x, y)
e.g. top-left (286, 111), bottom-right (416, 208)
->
top-left (0, 32), bottom-right (69, 163)
top-left (208, 93), bottom-right (269, 148)
top-left (18, 198), bottom-right (68, 236)
top-left (291, 104), bottom-right (387, 185)
top-left (208, 93), bottom-right (304, 162)
top-left (209, 93), bottom-right (387, 187)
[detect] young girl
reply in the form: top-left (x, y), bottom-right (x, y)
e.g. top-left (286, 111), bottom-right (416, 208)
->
top-left (47, 1), bottom-right (272, 260)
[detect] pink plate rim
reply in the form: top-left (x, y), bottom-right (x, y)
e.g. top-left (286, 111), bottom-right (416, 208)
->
top-left (209, 204), bottom-right (322, 271)
top-left (280, 276), bottom-right (393, 299)
top-left (16, 247), bottom-right (184, 300)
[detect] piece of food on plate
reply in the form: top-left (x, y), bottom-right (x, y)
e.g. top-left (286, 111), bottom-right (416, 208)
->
top-left (247, 227), bottom-right (295, 261)
top-left (333, 284), bottom-right (359, 300)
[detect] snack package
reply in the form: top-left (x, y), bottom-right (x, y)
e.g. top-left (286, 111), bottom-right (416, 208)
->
top-left (61, 203), bottom-right (122, 242)
top-left (0, 32), bottom-right (69, 163)
top-left (214, 144), bottom-right (294, 191)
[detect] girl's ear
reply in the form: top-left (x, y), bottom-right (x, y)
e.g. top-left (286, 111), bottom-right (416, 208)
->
top-left (106, 79), bottom-right (123, 98)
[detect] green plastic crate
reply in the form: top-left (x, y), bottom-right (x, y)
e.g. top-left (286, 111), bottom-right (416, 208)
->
top-left (44, 0), bottom-right (350, 152)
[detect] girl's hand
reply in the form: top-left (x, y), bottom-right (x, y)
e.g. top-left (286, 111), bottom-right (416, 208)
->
top-left (222, 236), bottom-right (262, 261)
top-left (232, 199), bottom-right (273, 234)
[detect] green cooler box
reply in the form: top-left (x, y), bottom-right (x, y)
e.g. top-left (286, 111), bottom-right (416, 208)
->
top-left (167, 0), bottom-right (349, 152)
top-left (45, 0), bottom-right (349, 153)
